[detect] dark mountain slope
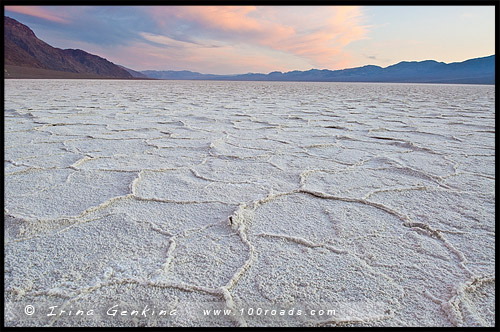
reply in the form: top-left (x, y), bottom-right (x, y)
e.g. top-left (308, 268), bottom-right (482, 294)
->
top-left (4, 16), bottom-right (132, 79)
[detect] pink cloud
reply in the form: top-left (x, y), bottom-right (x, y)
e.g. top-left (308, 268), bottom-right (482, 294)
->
top-left (171, 6), bottom-right (262, 32)
top-left (145, 6), bottom-right (369, 70)
top-left (5, 6), bottom-right (70, 24)
top-left (263, 6), bottom-right (368, 68)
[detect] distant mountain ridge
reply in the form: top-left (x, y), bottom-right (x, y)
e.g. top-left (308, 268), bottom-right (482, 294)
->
top-left (118, 65), bottom-right (149, 79)
top-left (142, 55), bottom-right (495, 84)
top-left (4, 16), bottom-right (132, 79)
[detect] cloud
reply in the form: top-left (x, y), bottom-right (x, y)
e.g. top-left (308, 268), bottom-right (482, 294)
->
top-left (167, 6), bottom-right (264, 33)
top-left (145, 6), bottom-right (369, 69)
top-left (5, 6), bottom-right (70, 24)
top-left (140, 32), bottom-right (198, 48)
top-left (139, 32), bottom-right (222, 49)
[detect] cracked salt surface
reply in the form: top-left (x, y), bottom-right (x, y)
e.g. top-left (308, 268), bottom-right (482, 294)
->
top-left (4, 80), bottom-right (495, 327)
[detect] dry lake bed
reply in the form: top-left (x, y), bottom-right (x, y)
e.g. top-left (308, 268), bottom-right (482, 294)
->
top-left (4, 79), bottom-right (495, 326)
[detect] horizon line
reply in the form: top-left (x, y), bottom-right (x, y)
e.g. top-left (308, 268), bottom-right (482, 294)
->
top-left (134, 54), bottom-right (495, 76)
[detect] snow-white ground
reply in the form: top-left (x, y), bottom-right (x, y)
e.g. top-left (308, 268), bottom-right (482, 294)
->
top-left (4, 80), bottom-right (495, 327)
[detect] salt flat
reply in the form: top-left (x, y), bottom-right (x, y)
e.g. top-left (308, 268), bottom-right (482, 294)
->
top-left (4, 79), bottom-right (495, 327)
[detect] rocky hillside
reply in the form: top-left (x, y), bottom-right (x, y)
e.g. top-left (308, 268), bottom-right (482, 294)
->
top-left (4, 16), bottom-right (132, 79)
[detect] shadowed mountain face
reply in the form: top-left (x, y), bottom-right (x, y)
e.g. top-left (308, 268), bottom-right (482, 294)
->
top-left (4, 16), bottom-right (132, 79)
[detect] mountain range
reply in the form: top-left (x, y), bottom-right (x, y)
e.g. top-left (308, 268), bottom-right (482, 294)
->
top-left (142, 56), bottom-right (495, 84)
top-left (4, 16), bottom-right (495, 84)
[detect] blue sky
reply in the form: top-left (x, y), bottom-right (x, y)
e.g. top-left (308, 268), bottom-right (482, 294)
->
top-left (4, 5), bottom-right (495, 74)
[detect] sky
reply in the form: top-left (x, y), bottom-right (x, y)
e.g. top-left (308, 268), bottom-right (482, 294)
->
top-left (4, 5), bottom-right (496, 75)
